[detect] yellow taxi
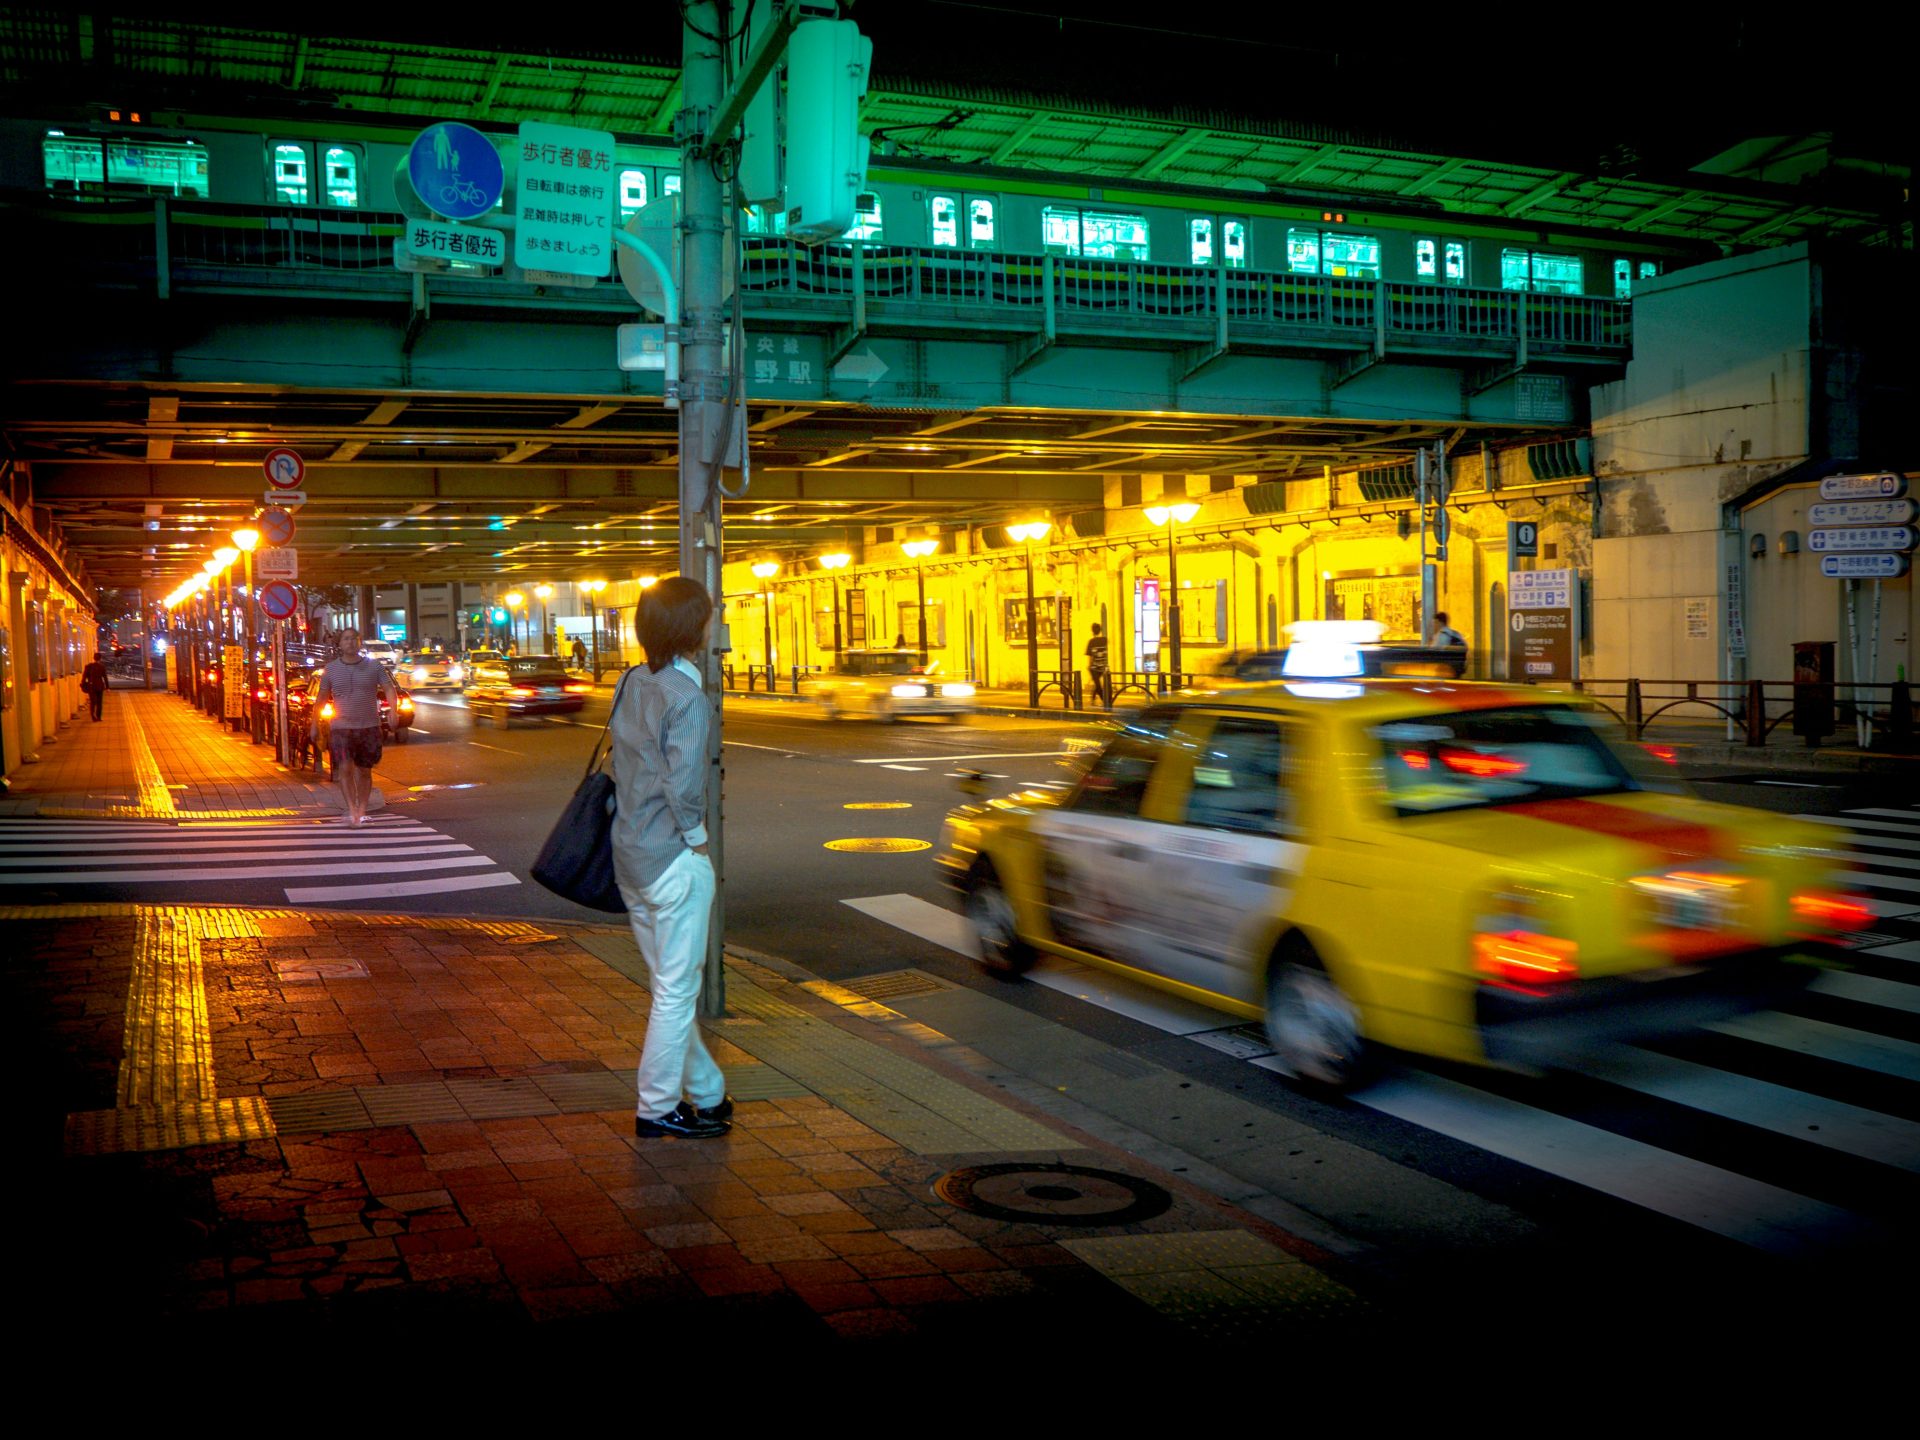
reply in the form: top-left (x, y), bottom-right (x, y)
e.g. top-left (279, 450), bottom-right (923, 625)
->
top-left (800, 649), bottom-right (977, 721)
top-left (936, 675), bottom-right (1868, 1089)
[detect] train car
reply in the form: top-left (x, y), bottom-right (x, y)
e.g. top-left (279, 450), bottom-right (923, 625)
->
top-left (0, 106), bottom-right (1703, 302)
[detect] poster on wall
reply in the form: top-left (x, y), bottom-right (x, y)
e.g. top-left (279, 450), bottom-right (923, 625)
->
top-left (1136, 577), bottom-right (1161, 671)
top-left (1325, 572), bottom-right (1420, 639)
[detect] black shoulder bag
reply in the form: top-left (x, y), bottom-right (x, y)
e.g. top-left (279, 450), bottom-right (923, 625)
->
top-left (531, 667), bottom-right (638, 912)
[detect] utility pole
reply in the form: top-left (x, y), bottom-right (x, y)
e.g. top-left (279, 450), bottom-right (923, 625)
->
top-left (680, 1), bottom-right (730, 1018)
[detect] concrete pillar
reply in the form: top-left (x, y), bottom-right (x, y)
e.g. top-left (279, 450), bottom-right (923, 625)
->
top-left (358, 584), bottom-right (376, 639)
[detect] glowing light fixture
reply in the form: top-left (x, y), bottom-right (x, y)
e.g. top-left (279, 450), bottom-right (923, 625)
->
top-left (1006, 521), bottom-right (1051, 543)
top-left (213, 546), bottom-right (239, 567)
top-left (901, 539), bottom-right (937, 559)
top-left (231, 527), bottom-right (260, 552)
top-left (1145, 502), bottom-right (1199, 527)
top-left (751, 561), bottom-right (780, 580)
top-left (817, 552), bottom-right (851, 570)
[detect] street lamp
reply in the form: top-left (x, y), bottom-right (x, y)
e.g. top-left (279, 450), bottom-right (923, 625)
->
top-left (901, 539), bottom-right (937, 665)
top-left (818, 552), bottom-right (851, 659)
top-left (503, 590), bottom-right (525, 653)
top-left (1006, 520), bottom-right (1052, 708)
top-left (534, 582), bottom-right (554, 654)
top-left (232, 527), bottom-right (262, 742)
top-left (751, 562), bottom-right (779, 689)
top-left (1145, 502), bottom-right (1198, 688)
top-left (581, 579), bottom-right (608, 680)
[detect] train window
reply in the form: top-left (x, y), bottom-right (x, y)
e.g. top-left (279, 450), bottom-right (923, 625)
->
top-left (847, 192), bottom-right (884, 241)
top-left (1190, 218), bottom-right (1214, 266)
top-left (273, 142), bottom-right (310, 204)
top-left (1612, 258), bottom-right (1631, 299)
top-left (968, 197), bottom-right (995, 248)
top-left (323, 146), bottom-right (359, 207)
top-left (1502, 249), bottom-right (1583, 295)
top-left (1046, 207), bottom-right (1147, 260)
top-left (1638, 260), bottom-right (1660, 280)
top-left (662, 174), bottom-right (681, 195)
top-left (743, 203), bottom-right (787, 234)
top-left (1288, 229), bottom-right (1379, 278)
top-left (45, 131), bottom-right (209, 199)
top-left (618, 168), bottom-right (648, 220)
top-left (1418, 237), bottom-right (1468, 284)
top-left (1222, 220), bottom-right (1247, 267)
top-left (930, 194), bottom-right (960, 246)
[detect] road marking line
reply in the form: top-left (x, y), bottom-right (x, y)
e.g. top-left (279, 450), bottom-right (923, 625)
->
top-left (1811, 970), bottom-right (1920, 1015)
top-left (724, 740), bottom-right (797, 752)
top-left (284, 871), bottom-right (523, 903)
top-left (0, 844), bottom-right (476, 868)
top-left (0, 855), bottom-right (498, 885)
top-left (0, 833), bottom-right (445, 853)
top-left (842, 894), bottom-right (977, 956)
top-left (1845, 808), bottom-right (1920, 821)
top-left (882, 764), bottom-right (926, 771)
top-left (852, 750), bottom-right (1068, 764)
top-left (1806, 815), bottom-right (1920, 838)
top-left (1706, 1011), bottom-right (1920, 1081)
top-left (1829, 866), bottom-right (1920, 894)
top-left (468, 742), bottom-right (515, 753)
top-left (1349, 1070), bottom-right (1861, 1256)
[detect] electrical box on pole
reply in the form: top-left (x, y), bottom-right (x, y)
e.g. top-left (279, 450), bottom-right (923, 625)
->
top-left (738, 0), bottom-right (784, 205)
top-left (783, 18), bottom-right (871, 242)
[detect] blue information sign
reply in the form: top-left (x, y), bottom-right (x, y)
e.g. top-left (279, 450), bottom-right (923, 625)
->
top-left (407, 122), bottom-right (505, 221)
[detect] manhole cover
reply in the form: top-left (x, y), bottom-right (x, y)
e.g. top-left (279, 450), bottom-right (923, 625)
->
top-left (933, 1163), bottom-right (1172, 1226)
top-left (824, 837), bottom-right (931, 853)
top-left (500, 932), bottom-right (562, 946)
top-left (844, 801), bottom-right (913, 810)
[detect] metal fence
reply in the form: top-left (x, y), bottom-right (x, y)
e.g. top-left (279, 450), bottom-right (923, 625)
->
top-left (1571, 677), bottom-right (1916, 748)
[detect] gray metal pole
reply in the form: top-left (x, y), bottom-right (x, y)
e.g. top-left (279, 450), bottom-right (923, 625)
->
top-left (682, 1), bottom-right (729, 1018)
top-left (1025, 542), bottom-right (1039, 708)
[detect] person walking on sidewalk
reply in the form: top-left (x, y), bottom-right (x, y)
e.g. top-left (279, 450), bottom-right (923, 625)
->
top-left (80, 651), bottom-right (110, 721)
top-left (571, 637), bottom-right (587, 670)
top-left (1085, 622), bottom-right (1113, 710)
top-left (611, 577), bottom-right (731, 1140)
top-left (316, 629), bottom-right (393, 826)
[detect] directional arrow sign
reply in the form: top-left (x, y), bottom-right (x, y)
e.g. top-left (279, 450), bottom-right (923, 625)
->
top-left (262, 490), bottom-right (306, 508)
top-left (257, 547), bottom-right (298, 581)
top-left (1817, 472), bottom-right (1906, 502)
top-left (1807, 526), bottom-right (1917, 553)
top-left (832, 348), bottom-right (890, 385)
top-left (1808, 499), bottom-right (1916, 527)
top-left (1821, 554), bottom-right (1910, 579)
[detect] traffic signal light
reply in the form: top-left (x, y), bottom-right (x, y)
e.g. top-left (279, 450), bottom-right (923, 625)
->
top-left (783, 18), bottom-right (871, 242)
top-left (490, 607), bottom-right (508, 626)
top-left (468, 609), bottom-right (484, 626)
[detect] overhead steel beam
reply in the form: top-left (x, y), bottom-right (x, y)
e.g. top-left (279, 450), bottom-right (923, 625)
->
top-left (1132, 127), bottom-right (1210, 180)
top-left (1503, 172), bottom-right (1581, 217)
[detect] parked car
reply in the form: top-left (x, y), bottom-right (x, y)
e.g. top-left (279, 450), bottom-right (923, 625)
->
top-left (402, 650), bottom-right (465, 691)
top-left (938, 678), bottom-right (1865, 1091)
top-left (464, 656), bottom-right (588, 726)
top-left (800, 649), bottom-right (977, 721)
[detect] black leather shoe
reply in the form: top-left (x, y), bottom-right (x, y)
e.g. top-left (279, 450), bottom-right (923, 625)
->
top-left (635, 1101), bottom-right (729, 1139)
top-left (694, 1095), bottom-right (734, 1122)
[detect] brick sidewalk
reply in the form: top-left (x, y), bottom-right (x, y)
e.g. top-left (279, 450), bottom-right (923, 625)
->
top-left (5, 902), bottom-right (1365, 1351)
top-left (0, 684), bottom-right (334, 820)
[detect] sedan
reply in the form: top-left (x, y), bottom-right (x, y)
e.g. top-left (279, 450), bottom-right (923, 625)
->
top-left (402, 651), bottom-right (466, 691)
top-left (464, 657), bottom-right (589, 726)
top-left (938, 679), bottom-right (1865, 1090)
top-left (800, 649), bottom-right (976, 721)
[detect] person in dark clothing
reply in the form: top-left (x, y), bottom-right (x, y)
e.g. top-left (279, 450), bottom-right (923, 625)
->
top-left (81, 652), bottom-right (110, 721)
top-left (1085, 623), bottom-right (1112, 709)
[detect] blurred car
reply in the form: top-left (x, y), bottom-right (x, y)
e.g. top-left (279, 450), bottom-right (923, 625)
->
top-left (937, 678), bottom-right (1865, 1090)
top-left (463, 648), bottom-right (504, 668)
top-left (464, 656), bottom-right (588, 725)
top-left (800, 649), bottom-right (977, 721)
top-left (402, 650), bottom-right (465, 691)
top-left (358, 639), bottom-right (400, 669)
top-left (302, 670), bottom-right (416, 758)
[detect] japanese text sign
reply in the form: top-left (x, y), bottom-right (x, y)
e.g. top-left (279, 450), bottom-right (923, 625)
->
top-left (515, 121), bottom-right (614, 279)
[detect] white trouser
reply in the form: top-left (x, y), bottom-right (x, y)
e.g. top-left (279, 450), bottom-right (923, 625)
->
top-left (620, 847), bottom-right (724, 1118)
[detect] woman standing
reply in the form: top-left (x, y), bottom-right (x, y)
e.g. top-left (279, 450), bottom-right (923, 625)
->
top-left (610, 577), bottom-right (732, 1139)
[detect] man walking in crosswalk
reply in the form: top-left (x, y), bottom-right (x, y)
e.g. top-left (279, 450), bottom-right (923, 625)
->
top-left (316, 629), bottom-right (393, 826)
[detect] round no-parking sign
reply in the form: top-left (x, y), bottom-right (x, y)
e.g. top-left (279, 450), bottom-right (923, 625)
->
top-left (258, 580), bottom-right (299, 621)
top-left (258, 507), bottom-right (296, 546)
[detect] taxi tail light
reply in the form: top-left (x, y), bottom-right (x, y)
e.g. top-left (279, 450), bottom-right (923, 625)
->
top-left (564, 683), bottom-right (590, 693)
top-left (253, 687), bottom-right (269, 702)
top-left (397, 697), bottom-right (414, 712)
top-left (1790, 890), bottom-right (1872, 932)
top-left (1641, 743), bottom-right (1679, 764)
top-left (319, 702), bottom-right (335, 720)
top-left (509, 686), bottom-right (534, 698)
top-left (1399, 749), bottom-right (1431, 771)
top-left (1440, 747), bottom-right (1528, 778)
top-left (1474, 930), bottom-right (1580, 990)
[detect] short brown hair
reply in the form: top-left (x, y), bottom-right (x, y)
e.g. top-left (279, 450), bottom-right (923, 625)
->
top-left (636, 577), bottom-right (713, 673)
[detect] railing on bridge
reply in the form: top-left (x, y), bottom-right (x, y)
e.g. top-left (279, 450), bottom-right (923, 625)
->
top-left (16, 194), bottom-right (1630, 359)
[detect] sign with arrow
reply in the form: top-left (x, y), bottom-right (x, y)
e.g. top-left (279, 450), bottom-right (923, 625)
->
top-left (1808, 499), bottom-right (1916, 527)
top-left (832, 348), bottom-right (890, 386)
top-left (1821, 554), bottom-right (1910, 579)
top-left (1807, 526), bottom-right (1917, 553)
top-left (1818, 472), bottom-right (1906, 502)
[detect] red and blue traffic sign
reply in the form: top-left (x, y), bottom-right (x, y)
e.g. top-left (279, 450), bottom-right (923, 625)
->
top-left (263, 448), bottom-right (305, 488)
top-left (258, 507), bottom-right (296, 546)
top-left (258, 580), bottom-right (299, 621)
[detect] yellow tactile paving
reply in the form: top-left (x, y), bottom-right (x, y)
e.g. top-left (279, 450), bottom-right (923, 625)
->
top-left (123, 698), bottom-right (178, 817)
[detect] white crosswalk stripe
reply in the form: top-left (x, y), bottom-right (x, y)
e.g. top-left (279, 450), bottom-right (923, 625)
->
top-left (844, 804), bottom-right (1920, 1259)
top-left (0, 813), bottom-right (520, 903)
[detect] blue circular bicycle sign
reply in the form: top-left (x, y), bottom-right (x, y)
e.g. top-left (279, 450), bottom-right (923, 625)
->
top-left (407, 122), bottom-right (504, 221)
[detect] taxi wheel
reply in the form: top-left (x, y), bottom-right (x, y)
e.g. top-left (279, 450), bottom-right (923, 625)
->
top-left (1265, 951), bottom-right (1371, 1092)
top-left (965, 864), bottom-right (1035, 977)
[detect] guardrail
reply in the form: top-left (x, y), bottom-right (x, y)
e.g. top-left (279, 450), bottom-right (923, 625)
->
top-left (13, 195), bottom-right (1630, 359)
top-left (1571, 677), bottom-right (1916, 747)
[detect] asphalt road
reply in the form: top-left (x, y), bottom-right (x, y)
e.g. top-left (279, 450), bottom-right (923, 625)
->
top-left (13, 689), bottom-right (1919, 1323)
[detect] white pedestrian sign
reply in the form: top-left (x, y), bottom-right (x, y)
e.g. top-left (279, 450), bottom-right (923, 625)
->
top-left (404, 219), bottom-right (503, 266)
top-left (257, 547), bottom-right (298, 581)
top-left (514, 121), bottom-right (615, 280)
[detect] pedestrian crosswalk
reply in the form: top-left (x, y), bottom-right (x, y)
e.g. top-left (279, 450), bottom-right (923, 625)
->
top-left (0, 814), bottom-right (521, 904)
top-left (845, 803), bottom-right (1920, 1261)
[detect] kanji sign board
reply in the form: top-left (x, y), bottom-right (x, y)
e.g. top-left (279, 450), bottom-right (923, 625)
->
top-left (515, 121), bottom-right (615, 279)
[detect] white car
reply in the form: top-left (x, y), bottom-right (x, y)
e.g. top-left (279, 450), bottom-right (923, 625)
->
top-left (800, 649), bottom-right (976, 721)
top-left (358, 639), bottom-right (400, 668)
